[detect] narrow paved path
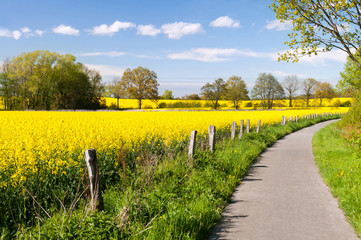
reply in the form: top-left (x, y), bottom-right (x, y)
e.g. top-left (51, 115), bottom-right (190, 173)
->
top-left (208, 120), bottom-right (358, 240)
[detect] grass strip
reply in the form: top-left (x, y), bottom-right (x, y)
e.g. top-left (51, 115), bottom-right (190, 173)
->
top-left (313, 122), bottom-right (361, 237)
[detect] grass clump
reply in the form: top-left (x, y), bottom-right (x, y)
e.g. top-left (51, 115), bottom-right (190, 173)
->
top-left (313, 122), bottom-right (361, 237)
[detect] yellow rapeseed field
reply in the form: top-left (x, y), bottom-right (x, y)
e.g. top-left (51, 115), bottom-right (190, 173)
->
top-left (0, 108), bottom-right (348, 187)
top-left (104, 97), bottom-right (353, 109)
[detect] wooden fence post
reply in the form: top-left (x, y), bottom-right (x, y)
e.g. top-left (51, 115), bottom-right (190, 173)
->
top-left (231, 121), bottom-right (237, 140)
top-left (84, 149), bottom-right (104, 211)
top-left (208, 125), bottom-right (216, 153)
top-left (256, 119), bottom-right (261, 133)
top-left (188, 130), bottom-right (197, 159)
top-left (246, 119), bottom-right (250, 133)
top-left (239, 120), bottom-right (244, 139)
top-left (281, 116), bottom-right (284, 125)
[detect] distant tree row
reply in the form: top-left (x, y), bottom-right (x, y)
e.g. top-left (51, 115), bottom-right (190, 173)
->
top-left (0, 50), bottom-right (104, 110)
top-left (200, 73), bottom-right (336, 110)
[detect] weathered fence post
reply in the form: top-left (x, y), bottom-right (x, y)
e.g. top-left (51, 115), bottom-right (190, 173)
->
top-left (246, 119), bottom-right (250, 133)
top-left (84, 149), bottom-right (104, 211)
top-left (231, 121), bottom-right (237, 140)
top-left (281, 116), bottom-right (284, 125)
top-left (256, 119), bottom-right (261, 133)
top-left (239, 120), bottom-right (244, 139)
top-left (288, 116), bottom-right (293, 123)
top-left (283, 116), bottom-right (287, 125)
top-left (295, 115), bottom-right (299, 122)
top-left (208, 125), bottom-right (216, 153)
top-left (188, 130), bottom-right (197, 159)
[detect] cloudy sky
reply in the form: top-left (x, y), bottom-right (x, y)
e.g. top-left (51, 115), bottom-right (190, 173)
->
top-left (0, 0), bottom-right (348, 97)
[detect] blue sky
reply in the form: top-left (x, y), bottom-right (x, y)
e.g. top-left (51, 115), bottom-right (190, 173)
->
top-left (0, 0), bottom-right (348, 97)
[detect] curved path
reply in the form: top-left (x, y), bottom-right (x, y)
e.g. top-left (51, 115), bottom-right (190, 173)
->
top-left (208, 120), bottom-right (359, 240)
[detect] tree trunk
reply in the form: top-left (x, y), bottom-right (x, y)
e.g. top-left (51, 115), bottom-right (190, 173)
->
top-left (306, 96), bottom-right (310, 107)
top-left (138, 99), bottom-right (142, 109)
top-left (117, 97), bottom-right (119, 110)
top-left (289, 96), bottom-right (292, 107)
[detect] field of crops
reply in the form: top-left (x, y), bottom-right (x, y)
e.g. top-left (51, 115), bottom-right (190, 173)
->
top-left (0, 108), bottom-right (348, 187)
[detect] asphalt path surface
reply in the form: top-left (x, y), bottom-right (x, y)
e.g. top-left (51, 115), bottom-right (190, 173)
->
top-left (208, 120), bottom-right (359, 240)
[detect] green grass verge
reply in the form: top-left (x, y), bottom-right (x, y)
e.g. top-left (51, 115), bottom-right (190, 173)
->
top-left (313, 122), bottom-right (361, 237)
top-left (7, 116), bottom-right (340, 239)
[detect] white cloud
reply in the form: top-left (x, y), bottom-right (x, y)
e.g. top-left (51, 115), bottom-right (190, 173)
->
top-left (137, 24), bottom-right (161, 36)
top-left (136, 54), bottom-right (162, 59)
top-left (168, 48), bottom-right (269, 62)
top-left (80, 51), bottom-right (126, 57)
top-left (21, 27), bottom-right (31, 33)
top-left (35, 29), bottom-right (44, 36)
top-left (210, 16), bottom-right (241, 28)
top-left (0, 28), bottom-right (23, 40)
top-left (265, 19), bottom-right (292, 31)
top-left (12, 30), bottom-right (22, 40)
top-left (53, 24), bottom-right (80, 36)
top-left (271, 70), bottom-right (307, 78)
top-left (297, 49), bottom-right (348, 65)
top-left (161, 22), bottom-right (204, 39)
top-left (90, 20), bottom-right (136, 36)
top-left (84, 64), bottom-right (125, 76)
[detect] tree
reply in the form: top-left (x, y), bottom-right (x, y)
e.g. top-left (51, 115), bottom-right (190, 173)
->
top-left (282, 75), bottom-right (300, 107)
top-left (0, 50), bottom-right (104, 110)
top-left (314, 82), bottom-right (336, 106)
top-left (251, 73), bottom-right (284, 109)
top-left (225, 76), bottom-right (249, 109)
top-left (201, 78), bottom-right (227, 110)
top-left (303, 78), bottom-right (319, 107)
top-left (107, 77), bottom-right (126, 109)
top-left (339, 53), bottom-right (361, 93)
top-left (161, 90), bottom-right (174, 99)
top-left (120, 66), bottom-right (159, 109)
top-left (271, 1), bottom-right (361, 71)
top-left (182, 94), bottom-right (201, 100)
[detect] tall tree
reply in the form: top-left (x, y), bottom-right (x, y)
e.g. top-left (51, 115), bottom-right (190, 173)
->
top-left (339, 53), bottom-right (361, 93)
top-left (271, 1), bottom-right (361, 71)
top-left (282, 75), bottom-right (300, 107)
top-left (303, 78), bottom-right (319, 107)
top-left (314, 82), bottom-right (336, 106)
top-left (161, 90), bottom-right (174, 99)
top-left (225, 76), bottom-right (249, 109)
top-left (120, 66), bottom-right (159, 109)
top-left (251, 73), bottom-right (284, 109)
top-left (1, 50), bottom-right (104, 110)
top-left (201, 78), bottom-right (227, 110)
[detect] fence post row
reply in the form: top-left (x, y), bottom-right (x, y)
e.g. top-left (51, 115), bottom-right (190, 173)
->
top-left (231, 121), bottom-right (237, 140)
top-left (188, 130), bottom-right (197, 159)
top-left (256, 119), bottom-right (261, 133)
top-left (239, 119), bottom-right (244, 139)
top-left (208, 125), bottom-right (216, 153)
top-left (84, 149), bottom-right (104, 211)
top-left (246, 119), bottom-right (250, 133)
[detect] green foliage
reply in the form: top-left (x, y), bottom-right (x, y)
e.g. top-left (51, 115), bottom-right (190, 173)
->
top-left (339, 53), bottom-right (361, 92)
top-left (121, 67), bottom-right (159, 109)
top-left (161, 90), bottom-right (174, 100)
top-left (0, 50), bottom-right (104, 110)
top-left (201, 78), bottom-right (227, 110)
top-left (313, 123), bottom-right (361, 236)
top-left (225, 76), bottom-right (249, 109)
top-left (271, 0), bottom-right (361, 71)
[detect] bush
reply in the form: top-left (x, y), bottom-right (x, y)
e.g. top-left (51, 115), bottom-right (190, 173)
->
top-left (158, 102), bottom-right (167, 108)
top-left (244, 102), bottom-right (253, 107)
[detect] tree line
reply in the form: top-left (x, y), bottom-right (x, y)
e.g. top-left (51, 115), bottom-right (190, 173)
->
top-left (0, 50), bottom-right (104, 110)
top-left (198, 73), bottom-right (336, 110)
